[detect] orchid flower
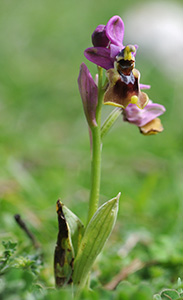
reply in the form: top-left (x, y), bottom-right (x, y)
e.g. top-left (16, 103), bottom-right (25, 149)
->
top-left (123, 100), bottom-right (166, 135)
top-left (86, 15), bottom-right (150, 90)
top-left (85, 15), bottom-right (125, 70)
top-left (103, 44), bottom-right (150, 109)
top-left (84, 16), bottom-right (150, 109)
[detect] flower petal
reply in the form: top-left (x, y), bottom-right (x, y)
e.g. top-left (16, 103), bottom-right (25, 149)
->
top-left (78, 63), bottom-right (98, 127)
top-left (106, 15), bottom-right (124, 47)
top-left (91, 25), bottom-right (109, 47)
top-left (123, 102), bottom-right (166, 127)
top-left (140, 84), bottom-right (151, 90)
top-left (84, 47), bottom-right (114, 69)
top-left (110, 44), bottom-right (123, 59)
top-left (140, 118), bottom-right (164, 135)
top-left (136, 92), bottom-right (149, 109)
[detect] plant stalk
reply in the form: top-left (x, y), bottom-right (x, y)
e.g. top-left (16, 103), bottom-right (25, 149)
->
top-left (87, 67), bottom-right (104, 224)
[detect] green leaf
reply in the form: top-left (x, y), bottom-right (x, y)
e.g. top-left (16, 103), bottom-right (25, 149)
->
top-left (101, 107), bottom-right (122, 140)
top-left (0, 241), bottom-right (17, 273)
top-left (54, 200), bottom-right (74, 288)
top-left (153, 295), bottom-right (162, 300)
top-left (73, 193), bottom-right (120, 289)
top-left (62, 204), bottom-right (84, 256)
top-left (161, 289), bottom-right (180, 300)
top-left (177, 278), bottom-right (183, 294)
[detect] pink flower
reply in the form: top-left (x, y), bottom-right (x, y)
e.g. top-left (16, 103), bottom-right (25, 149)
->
top-left (85, 16), bottom-right (125, 70)
top-left (123, 101), bottom-right (166, 135)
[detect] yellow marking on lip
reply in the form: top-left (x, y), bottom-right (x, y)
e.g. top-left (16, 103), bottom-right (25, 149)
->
top-left (123, 45), bottom-right (136, 61)
top-left (104, 101), bottom-right (125, 109)
top-left (130, 95), bottom-right (138, 104)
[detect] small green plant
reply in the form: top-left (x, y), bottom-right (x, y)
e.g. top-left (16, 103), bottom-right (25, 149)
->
top-left (0, 240), bottom-right (43, 300)
top-left (53, 15), bottom-right (166, 297)
top-left (154, 278), bottom-right (183, 299)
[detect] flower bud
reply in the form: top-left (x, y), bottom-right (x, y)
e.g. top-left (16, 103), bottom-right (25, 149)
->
top-left (91, 25), bottom-right (109, 47)
top-left (78, 63), bottom-right (98, 128)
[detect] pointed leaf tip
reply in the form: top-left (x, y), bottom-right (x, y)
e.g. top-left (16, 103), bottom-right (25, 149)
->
top-left (73, 194), bottom-right (120, 289)
top-left (62, 204), bottom-right (84, 256)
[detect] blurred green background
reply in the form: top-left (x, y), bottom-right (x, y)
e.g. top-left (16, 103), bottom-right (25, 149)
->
top-left (0, 0), bottom-right (183, 297)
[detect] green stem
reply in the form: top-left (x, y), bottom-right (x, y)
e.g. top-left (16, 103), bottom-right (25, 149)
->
top-left (87, 67), bottom-right (104, 224)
